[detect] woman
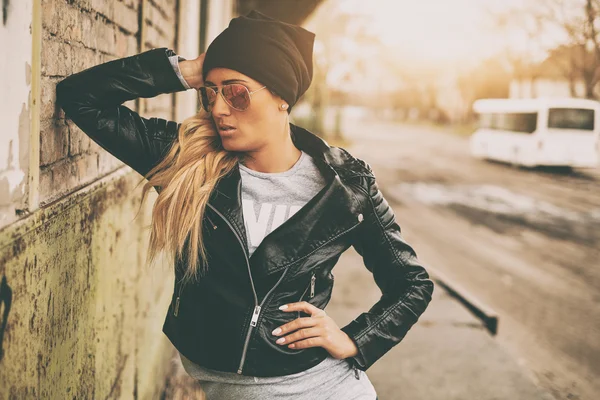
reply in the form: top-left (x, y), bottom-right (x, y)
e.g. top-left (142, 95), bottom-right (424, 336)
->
top-left (56, 10), bottom-right (434, 400)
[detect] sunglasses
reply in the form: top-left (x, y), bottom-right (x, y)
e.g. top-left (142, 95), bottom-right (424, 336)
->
top-left (197, 83), bottom-right (267, 112)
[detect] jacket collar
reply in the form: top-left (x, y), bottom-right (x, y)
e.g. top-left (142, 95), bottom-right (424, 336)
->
top-left (289, 123), bottom-right (374, 181)
top-left (207, 123), bottom-right (370, 276)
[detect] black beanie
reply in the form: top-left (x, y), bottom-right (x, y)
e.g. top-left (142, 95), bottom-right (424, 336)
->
top-left (202, 10), bottom-right (315, 108)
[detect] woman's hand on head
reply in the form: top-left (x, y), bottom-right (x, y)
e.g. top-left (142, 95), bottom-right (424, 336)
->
top-left (272, 302), bottom-right (359, 360)
top-left (179, 53), bottom-right (206, 89)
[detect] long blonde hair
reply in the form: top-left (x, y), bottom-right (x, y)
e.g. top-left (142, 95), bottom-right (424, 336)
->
top-left (138, 109), bottom-right (240, 283)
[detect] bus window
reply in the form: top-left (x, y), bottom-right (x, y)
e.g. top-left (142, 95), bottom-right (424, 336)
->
top-left (478, 112), bottom-right (537, 133)
top-left (548, 108), bottom-right (594, 131)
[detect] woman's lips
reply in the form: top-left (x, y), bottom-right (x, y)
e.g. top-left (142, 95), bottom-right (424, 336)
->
top-left (218, 126), bottom-right (237, 135)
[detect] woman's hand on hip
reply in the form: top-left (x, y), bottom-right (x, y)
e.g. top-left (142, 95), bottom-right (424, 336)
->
top-left (272, 301), bottom-right (359, 359)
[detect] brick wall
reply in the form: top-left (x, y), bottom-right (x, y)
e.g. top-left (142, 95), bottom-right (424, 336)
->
top-left (0, 1), bottom-right (218, 397)
top-left (39, 0), bottom-right (178, 206)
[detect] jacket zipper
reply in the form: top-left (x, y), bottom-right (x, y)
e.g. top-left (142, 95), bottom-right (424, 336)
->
top-left (297, 272), bottom-right (316, 318)
top-left (206, 214), bottom-right (218, 230)
top-left (237, 216), bottom-right (363, 374)
top-left (174, 285), bottom-right (182, 316)
top-left (237, 268), bottom-right (289, 374)
top-left (173, 214), bottom-right (218, 317)
top-left (208, 195), bottom-right (364, 375)
top-left (206, 198), bottom-right (264, 375)
top-left (298, 272), bottom-right (316, 303)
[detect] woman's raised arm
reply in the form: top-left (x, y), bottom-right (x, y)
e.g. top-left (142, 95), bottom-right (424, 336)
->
top-left (56, 47), bottom-right (192, 177)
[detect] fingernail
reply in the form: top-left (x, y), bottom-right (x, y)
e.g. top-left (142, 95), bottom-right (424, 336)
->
top-left (279, 305), bottom-right (288, 310)
top-left (272, 328), bottom-right (282, 335)
top-left (276, 337), bottom-right (285, 344)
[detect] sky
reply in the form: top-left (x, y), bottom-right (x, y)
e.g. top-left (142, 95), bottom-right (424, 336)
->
top-left (304, 0), bottom-right (575, 93)
top-left (334, 0), bottom-right (562, 68)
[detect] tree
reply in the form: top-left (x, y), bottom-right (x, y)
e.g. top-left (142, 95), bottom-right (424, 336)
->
top-left (521, 0), bottom-right (600, 98)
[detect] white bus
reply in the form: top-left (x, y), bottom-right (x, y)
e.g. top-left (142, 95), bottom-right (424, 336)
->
top-left (469, 97), bottom-right (600, 168)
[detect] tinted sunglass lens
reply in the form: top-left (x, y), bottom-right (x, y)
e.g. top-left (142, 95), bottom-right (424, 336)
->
top-left (199, 87), bottom-right (217, 111)
top-left (223, 84), bottom-right (250, 110)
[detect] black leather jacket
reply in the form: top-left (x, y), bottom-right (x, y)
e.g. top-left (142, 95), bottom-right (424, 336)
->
top-left (56, 47), bottom-right (435, 377)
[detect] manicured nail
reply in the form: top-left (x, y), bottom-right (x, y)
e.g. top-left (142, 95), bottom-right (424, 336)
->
top-left (279, 304), bottom-right (288, 310)
top-left (276, 337), bottom-right (285, 344)
top-left (272, 328), bottom-right (282, 335)
top-left (288, 343), bottom-right (295, 348)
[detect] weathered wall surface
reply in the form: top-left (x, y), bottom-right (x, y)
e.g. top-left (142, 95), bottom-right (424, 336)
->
top-left (0, 0), bottom-right (219, 398)
top-left (0, 0), bottom-right (35, 228)
top-left (0, 171), bottom-right (178, 398)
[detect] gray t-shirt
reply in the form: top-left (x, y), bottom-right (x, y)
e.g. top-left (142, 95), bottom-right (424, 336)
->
top-left (178, 151), bottom-right (377, 399)
top-left (239, 150), bottom-right (327, 257)
top-left (179, 352), bottom-right (377, 400)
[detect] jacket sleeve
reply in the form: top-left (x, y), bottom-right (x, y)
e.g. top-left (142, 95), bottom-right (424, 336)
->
top-left (56, 47), bottom-right (189, 177)
top-left (168, 54), bottom-right (193, 90)
top-left (341, 167), bottom-right (435, 371)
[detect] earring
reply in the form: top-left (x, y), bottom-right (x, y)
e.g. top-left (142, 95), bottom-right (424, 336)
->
top-left (280, 104), bottom-right (288, 109)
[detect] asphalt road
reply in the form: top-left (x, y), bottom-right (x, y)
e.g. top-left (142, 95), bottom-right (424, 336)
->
top-left (341, 117), bottom-right (600, 400)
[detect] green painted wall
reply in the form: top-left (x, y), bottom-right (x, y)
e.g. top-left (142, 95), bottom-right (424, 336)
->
top-left (0, 170), bottom-right (185, 399)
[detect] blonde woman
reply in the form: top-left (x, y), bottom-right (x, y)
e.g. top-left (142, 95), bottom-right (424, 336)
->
top-left (56, 10), bottom-right (434, 400)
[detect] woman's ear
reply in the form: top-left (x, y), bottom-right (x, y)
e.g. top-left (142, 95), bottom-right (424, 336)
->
top-left (267, 88), bottom-right (291, 113)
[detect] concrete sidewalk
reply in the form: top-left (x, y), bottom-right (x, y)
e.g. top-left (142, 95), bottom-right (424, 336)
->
top-left (327, 247), bottom-right (556, 400)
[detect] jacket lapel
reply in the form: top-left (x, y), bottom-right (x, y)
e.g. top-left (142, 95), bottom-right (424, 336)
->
top-left (248, 169), bottom-right (363, 277)
top-left (207, 123), bottom-right (371, 276)
top-left (207, 166), bottom-right (249, 255)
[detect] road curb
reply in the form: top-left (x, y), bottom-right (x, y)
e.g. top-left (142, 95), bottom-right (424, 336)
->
top-left (427, 265), bottom-right (499, 335)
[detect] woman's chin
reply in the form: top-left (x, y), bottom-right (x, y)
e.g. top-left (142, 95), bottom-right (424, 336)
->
top-left (220, 136), bottom-right (247, 152)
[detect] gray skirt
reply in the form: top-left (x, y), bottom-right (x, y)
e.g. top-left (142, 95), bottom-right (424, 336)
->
top-left (179, 352), bottom-right (378, 400)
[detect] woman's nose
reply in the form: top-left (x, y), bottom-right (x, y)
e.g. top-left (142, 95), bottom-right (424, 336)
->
top-left (212, 91), bottom-right (231, 116)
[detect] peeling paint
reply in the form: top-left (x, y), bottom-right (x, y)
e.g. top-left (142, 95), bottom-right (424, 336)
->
top-left (0, 275), bottom-right (13, 361)
top-left (0, 0), bottom-right (33, 228)
top-left (2, 0), bottom-right (9, 26)
top-left (25, 60), bottom-right (31, 86)
top-left (18, 101), bottom-right (30, 177)
top-left (0, 136), bottom-right (26, 210)
top-left (5, 140), bottom-right (13, 169)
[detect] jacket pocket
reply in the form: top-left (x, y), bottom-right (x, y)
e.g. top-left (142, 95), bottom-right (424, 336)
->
top-left (297, 272), bottom-right (316, 319)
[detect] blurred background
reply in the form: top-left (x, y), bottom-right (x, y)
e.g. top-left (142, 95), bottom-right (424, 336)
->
top-left (294, 0), bottom-right (600, 135)
top-left (1, 0), bottom-right (598, 399)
